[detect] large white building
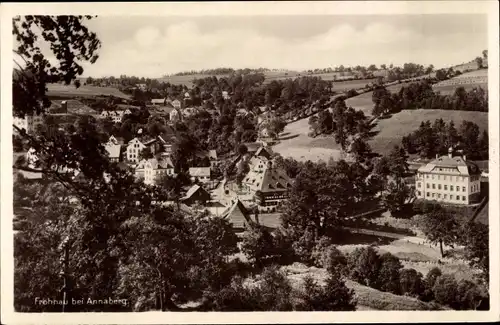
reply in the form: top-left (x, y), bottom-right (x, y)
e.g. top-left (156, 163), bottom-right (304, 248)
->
top-left (13, 113), bottom-right (44, 134)
top-left (135, 156), bottom-right (175, 185)
top-left (415, 148), bottom-right (482, 205)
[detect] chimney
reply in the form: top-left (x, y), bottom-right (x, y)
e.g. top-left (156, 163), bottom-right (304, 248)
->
top-left (448, 147), bottom-right (453, 158)
top-left (463, 155), bottom-right (466, 161)
top-left (436, 154), bottom-right (439, 159)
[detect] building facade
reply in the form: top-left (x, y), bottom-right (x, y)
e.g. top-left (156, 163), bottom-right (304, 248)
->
top-left (13, 113), bottom-right (44, 135)
top-left (243, 158), bottom-right (292, 212)
top-left (415, 149), bottom-right (482, 205)
top-left (126, 138), bottom-right (146, 163)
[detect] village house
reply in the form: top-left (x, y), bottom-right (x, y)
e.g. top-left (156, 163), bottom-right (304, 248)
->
top-left (208, 149), bottom-right (219, 169)
top-left (151, 98), bottom-right (173, 107)
top-left (189, 167), bottom-right (211, 183)
top-left (242, 142), bottom-right (265, 156)
top-left (126, 138), bottom-right (146, 163)
top-left (169, 108), bottom-right (182, 122)
top-left (415, 148), bottom-right (482, 205)
top-left (220, 199), bottom-right (256, 232)
top-left (13, 113), bottom-right (44, 135)
top-left (180, 184), bottom-right (211, 206)
top-left (182, 107), bottom-right (200, 118)
top-left (136, 83), bottom-right (147, 91)
top-left (242, 158), bottom-right (292, 213)
top-left (100, 109), bottom-right (131, 123)
top-left (139, 156), bottom-right (175, 185)
top-left (172, 99), bottom-right (182, 109)
top-left (104, 143), bottom-right (122, 162)
top-left (106, 135), bottom-right (125, 146)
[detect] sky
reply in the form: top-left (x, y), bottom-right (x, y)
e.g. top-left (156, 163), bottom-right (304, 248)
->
top-left (71, 14), bottom-right (488, 78)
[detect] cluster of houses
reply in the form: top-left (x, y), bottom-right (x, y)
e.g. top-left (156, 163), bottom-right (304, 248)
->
top-left (101, 131), bottom-right (292, 229)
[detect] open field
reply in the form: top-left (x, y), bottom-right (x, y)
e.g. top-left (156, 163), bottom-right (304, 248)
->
top-left (273, 106), bottom-right (487, 161)
top-left (367, 109), bottom-right (488, 155)
top-left (454, 69), bottom-right (488, 78)
top-left (158, 74), bottom-right (230, 87)
top-left (272, 117), bottom-right (343, 162)
top-left (47, 83), bottom-right (131, 99)
top-left (432, 69), bottom-right (487, 95)
top-left (432, 82), bottom-right (488, 95)
top-left (345, 82), bottom-right (409, 117)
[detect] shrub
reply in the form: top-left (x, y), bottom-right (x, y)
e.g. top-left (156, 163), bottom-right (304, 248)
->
top-left (420, 267), bottom-right (442, 302)
top-left (312, 243), bottom-right (348, 276)
top-left (311, 236), bottom-right (332, 267)
top-left (271, 229), bottom-right (295, 264)
top-left (252, 266), bottom-right (294, 311)
top-left (433, 274), bottom-right (458, 307)
top-left (241, 225), bottom-right (275, 267)
top-left (347, 246), bottom-right (381, 287)
top-left (291, 229), bottom-right (317, 265)
top-left (376, 252), bottom-right (403, 294)
top-left (295, 275), bottom-right (357, 311)
top-left (399, 268), bottom-right (425, 298)
top-left (455, 279), bottom-right (485, 310)
top-left (204, 276), bottom-right (256, 311)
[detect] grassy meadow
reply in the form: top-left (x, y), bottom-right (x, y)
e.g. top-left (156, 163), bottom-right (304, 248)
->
top-left (47, 83), bottom-right (131, 99)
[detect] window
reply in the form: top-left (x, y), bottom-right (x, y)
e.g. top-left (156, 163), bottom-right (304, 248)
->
top-left (432, 175), bottom-right (435, 180)
top-left (444, 185), bottom-right (448, 190)
top-left (417, 191), bottom-right (421, 196)
top-left (471, 186), bottom-right (474, 192)
top-left (438, 194), bottom-right (441, 199)
top-left (456, 195), bottom-right (460, 200)
top-left (444, 175), bottom-right (447, 180)
top-left (462, 196), bottom-right (466, 201)
top-left (432, 184), bottom-right (435, 189)
top-left (426, 192), bottom-right (430, 197)
top-left (438, 175), bottom-right (440, 180)
top-left (450, 185), bottom-right (454, 191)
top-left (462, 186), bottom-right (466, 192)
top-left (438, 184), bottom-right (441, 190)
top-left (444, 194), bottom-right (447, 199)
top-left (418, 182), bottom-right (421, 188)
top-left (426, 175), bottom-right (429, 179)
top-left (432, 193), bottom-right (435, 198)
top-left (426, 183), bottom-right (430, 189)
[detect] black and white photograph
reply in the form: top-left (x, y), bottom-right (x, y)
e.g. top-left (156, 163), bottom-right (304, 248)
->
top-left (1, 1), bottom-right (499, 324)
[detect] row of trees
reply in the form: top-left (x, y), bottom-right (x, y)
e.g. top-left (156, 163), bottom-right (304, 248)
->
top-left (308, 98), bottom-right (371, 150)
top-left (401, 119), bottom-right (488, 160)
top-left (371, 80), bottom-right (488, 117)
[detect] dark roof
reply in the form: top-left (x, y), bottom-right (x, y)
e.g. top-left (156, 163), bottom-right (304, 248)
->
top-left (242, 142), bottom-right (263, 153)
top-left (181, 184), bottom-right (210, 201)
top-left (221, 199), bottom-right (254, 229)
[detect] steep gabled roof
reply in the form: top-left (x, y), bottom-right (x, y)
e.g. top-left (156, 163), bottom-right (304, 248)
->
top-left (221, 199), bottom-right (254, 229)
top-left (104, 143), bottom-right (121, 159)
top-left (182, 184), bottom-right (209, 200)
top-left (208, 149), bottom-right (218, 160)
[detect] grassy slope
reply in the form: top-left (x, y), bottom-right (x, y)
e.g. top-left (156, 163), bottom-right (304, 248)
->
top-left (368, 109), bottom-right (488, 155)
top-left (47, 83), bottom-right (131, 99)
top-left (273, 73), bottom-right (488, 160)
top-left (282, 263), bottom-right (440, 310)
